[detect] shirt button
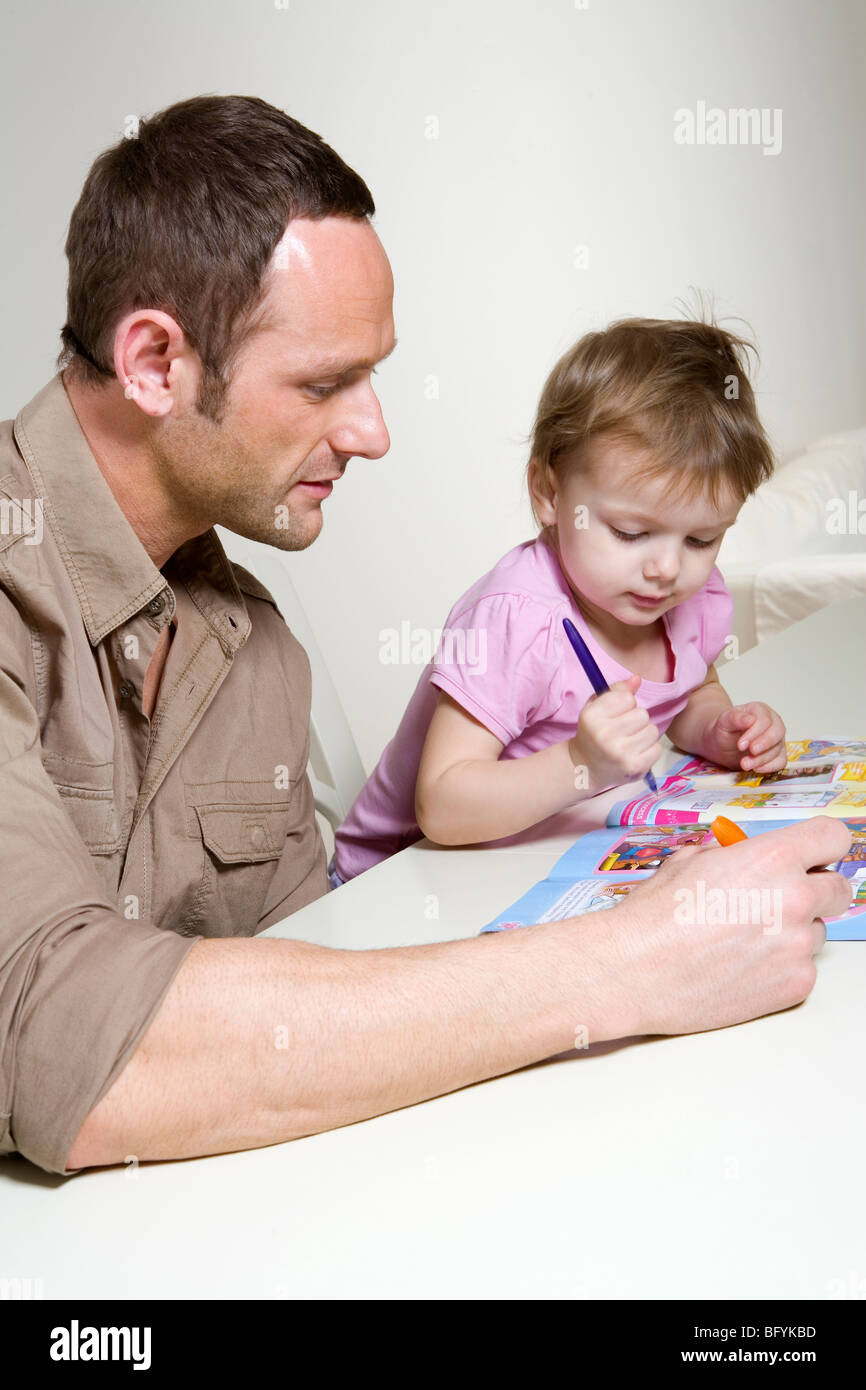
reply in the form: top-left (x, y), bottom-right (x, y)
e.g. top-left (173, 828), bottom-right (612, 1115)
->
top-left (118, 681), bottom-right (135, 700)
top-left (147, 595), bottom-right (166, 615)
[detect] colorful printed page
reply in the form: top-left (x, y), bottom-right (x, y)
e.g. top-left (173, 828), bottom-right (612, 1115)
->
top-left (667, 737), bottom-right (866, 790)
top-left (669, 759), bottom-right (866, 790)
top-left (481, 818), bottom-right (866, 941)
top-left (680, 738), bottom-right (866, 769)
top-left (607, 783), bottom-right (866, 826)
top-left (609, 735), bottom-right (866, 827)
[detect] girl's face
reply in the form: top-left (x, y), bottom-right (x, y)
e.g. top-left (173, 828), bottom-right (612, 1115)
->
top-left (529, 436), bottom-right (743, 634)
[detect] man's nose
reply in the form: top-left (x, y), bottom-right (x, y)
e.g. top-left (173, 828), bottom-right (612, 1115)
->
top-left (330, 384), bottom-right (391, 461)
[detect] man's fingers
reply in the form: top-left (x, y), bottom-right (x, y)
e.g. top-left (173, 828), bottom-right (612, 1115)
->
top-left (652, 842), bottom-right (713, 873)
top-left (759, 815), bottom-right (852, 874)
top-left (807, 867), bottom-right (855, 922)
top-left (652, 825), bottom-right (854, 923)
top-left (810, 916), bottom-right (828, 956)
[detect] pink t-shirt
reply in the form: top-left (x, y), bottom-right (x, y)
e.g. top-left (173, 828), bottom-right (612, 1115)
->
top-left (334, 534), bottom-right (734, 880)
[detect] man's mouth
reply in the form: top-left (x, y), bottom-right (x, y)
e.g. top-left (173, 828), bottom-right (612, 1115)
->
top-left (296, 478), bottom-right (336, 498)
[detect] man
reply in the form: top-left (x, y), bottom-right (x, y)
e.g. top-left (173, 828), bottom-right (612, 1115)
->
top-left (0, 95), bottom-right (851, 1175)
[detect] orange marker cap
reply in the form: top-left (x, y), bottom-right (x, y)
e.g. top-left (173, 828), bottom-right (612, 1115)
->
top-left (711, 815), bottom-right (748, 846)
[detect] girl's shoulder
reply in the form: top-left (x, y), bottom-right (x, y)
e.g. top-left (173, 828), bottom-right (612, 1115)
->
top-left (447, 533), bottom-right (571, 618)
top-left (667, 564), bottom-right (734, 664)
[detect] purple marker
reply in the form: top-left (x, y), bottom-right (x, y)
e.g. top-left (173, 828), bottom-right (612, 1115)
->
top-left (562, 616), bottom-right (659, 795)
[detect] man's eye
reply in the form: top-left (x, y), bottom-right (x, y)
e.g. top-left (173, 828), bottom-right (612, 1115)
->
top-left (306, 383), bottom-right (340, 400)
top-left (610, 526), bottom-right (646, 543)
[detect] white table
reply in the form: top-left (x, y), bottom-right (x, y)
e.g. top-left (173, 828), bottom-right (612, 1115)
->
top-left (1, 598), bottom-right (864, 1299)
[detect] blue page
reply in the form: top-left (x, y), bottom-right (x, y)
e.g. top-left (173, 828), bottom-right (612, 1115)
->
top-left (481, 819), bottom-right (866, 940)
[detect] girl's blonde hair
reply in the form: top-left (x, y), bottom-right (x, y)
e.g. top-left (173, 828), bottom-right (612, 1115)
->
top-left (528, 315), bottom-right (774, 521)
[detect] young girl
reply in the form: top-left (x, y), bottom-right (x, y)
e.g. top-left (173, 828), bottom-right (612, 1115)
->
top-left (329, 316), bottom-right (788, 887)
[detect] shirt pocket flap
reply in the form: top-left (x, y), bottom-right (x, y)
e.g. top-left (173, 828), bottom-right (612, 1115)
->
top-left (193, 802), bottom-right (289, 863)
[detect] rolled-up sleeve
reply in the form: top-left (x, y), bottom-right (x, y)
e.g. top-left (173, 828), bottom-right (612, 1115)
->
top-left (0, 622), bottom-right (198, 1175)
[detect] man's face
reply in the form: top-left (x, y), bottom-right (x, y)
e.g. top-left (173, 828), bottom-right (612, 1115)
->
top-left (531, 436), bottom-right (742, 633)
top-left (153, 215), bottom-right (395, 551)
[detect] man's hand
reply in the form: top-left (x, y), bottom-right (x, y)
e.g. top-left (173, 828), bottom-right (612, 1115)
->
top-left (704, 700), bottom-right (787, 773)
top-left (583, 816), bottom-right (853, 1039)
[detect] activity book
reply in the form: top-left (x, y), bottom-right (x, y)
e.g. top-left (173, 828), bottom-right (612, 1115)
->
top-left (481, 738), bottom-right (866, 941)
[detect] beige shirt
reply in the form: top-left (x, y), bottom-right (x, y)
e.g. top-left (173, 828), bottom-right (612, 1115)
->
top-left (0, 374), bottom-right (328, 1174)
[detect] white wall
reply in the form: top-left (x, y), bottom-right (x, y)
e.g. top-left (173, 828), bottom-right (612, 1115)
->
top-left (1, 0), bottom-right (864, 769)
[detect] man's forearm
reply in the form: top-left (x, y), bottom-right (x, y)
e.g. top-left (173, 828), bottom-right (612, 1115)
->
top-left (65, 925), bottom-right (625, 1170)
top-left (66, 813), bottom-right (852, 1172)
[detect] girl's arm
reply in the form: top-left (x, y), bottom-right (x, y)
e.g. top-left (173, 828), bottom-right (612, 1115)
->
top-left (666, 665), bottom-right (787, 772)
top-left (415, 692), bottom-right (587, 845)
top-left (665, 664), bottom-right (732, 756)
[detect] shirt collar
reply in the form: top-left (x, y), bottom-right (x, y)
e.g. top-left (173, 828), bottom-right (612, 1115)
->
top-left (12, 373), bottom-right (250, 651)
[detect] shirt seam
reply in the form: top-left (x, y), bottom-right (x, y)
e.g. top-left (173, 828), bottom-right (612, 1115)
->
top-left (12, 415), bottom-right (161, 641)
top-left (429, 669), bottom-right (516, 745)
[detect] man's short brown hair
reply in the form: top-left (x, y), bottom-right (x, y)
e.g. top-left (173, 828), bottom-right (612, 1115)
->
top-left (57, 94), bottom-right (375, 418)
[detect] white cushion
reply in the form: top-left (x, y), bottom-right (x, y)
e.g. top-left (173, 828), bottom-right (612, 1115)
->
top-left (753, 552), bottom-right (866, 642)
top-left (720, 426), bottom-right (866, 567)
top-left (717, 424), bottom-right (866, 651)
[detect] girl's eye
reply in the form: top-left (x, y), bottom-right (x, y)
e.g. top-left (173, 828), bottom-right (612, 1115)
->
top-left (610, 525), bottom-right (717, 549)
top-left (610, 526), bottom-right (645, 543)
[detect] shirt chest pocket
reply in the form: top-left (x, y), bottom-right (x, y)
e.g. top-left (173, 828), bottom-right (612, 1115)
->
top-left (41, 752), bottom-right (123, 856)
top-left (182, 780), bottom-right (294, 936)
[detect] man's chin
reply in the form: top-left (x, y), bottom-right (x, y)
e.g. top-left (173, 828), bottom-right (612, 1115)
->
top-left (220, 509), bottom-right (324, 553)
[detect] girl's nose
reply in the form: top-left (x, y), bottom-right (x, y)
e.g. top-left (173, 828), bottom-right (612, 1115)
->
top-left (645, 552), bottom-right (679, 583)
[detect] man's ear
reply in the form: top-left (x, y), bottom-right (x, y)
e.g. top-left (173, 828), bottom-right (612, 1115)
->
top-left (527, 455), bottom-right (559, 526)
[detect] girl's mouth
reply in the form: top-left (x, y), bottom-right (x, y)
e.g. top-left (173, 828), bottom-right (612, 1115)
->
top-left (627, 591), bottom-right (670, 608)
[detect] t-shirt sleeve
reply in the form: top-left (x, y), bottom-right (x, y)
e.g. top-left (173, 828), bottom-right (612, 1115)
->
top-left (698, 564), bottom-right (735, 665)
top-left (428, 592), bottom-right (561, 745)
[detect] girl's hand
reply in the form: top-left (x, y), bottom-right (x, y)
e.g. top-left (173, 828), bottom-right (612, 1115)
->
top-left (707, 702), bottom-right (787, 773)
top-left (568, 673), bottom-right (663, 790)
